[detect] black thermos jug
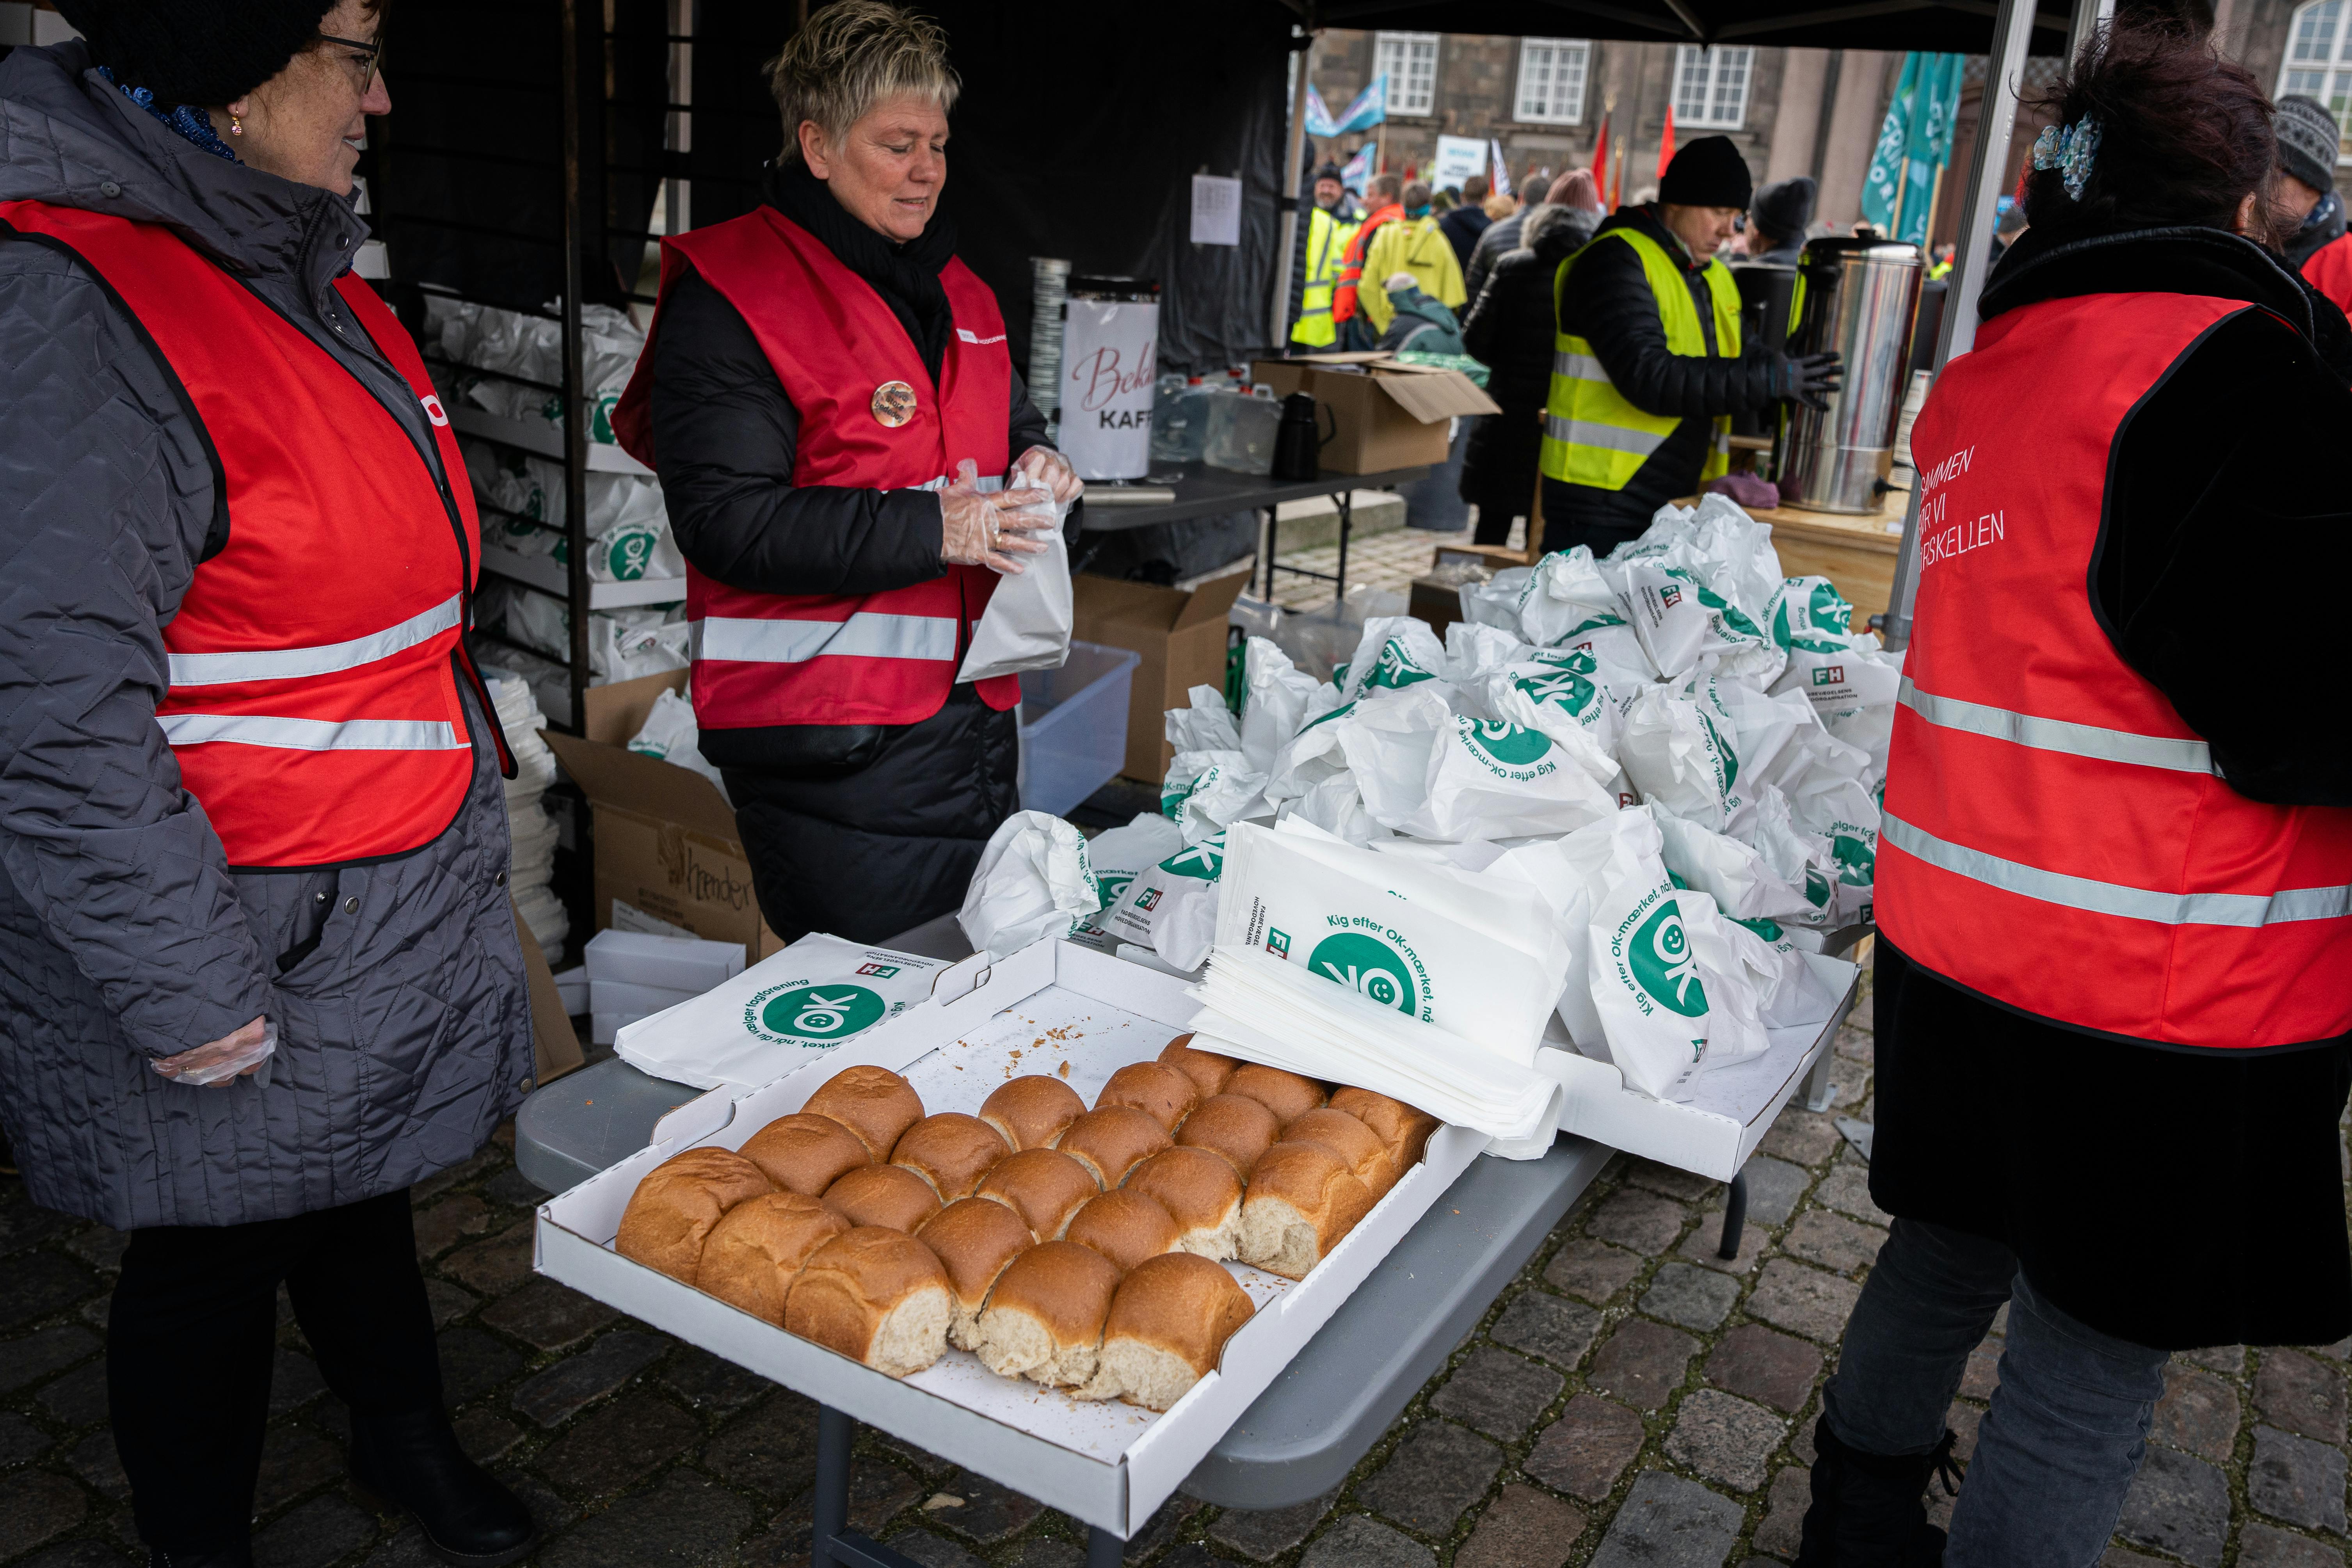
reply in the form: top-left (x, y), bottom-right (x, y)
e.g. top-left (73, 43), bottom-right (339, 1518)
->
top-left (1270, 392), bottom-right (1330, 481)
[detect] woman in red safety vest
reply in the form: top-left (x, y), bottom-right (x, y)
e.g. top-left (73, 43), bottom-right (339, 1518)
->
top-left (0, 3), bottom-right (540, 1564)
top-left (1799, 24), bottom-right (2352, 1566)
top-left (613, 0), bottom-right (1079, 947)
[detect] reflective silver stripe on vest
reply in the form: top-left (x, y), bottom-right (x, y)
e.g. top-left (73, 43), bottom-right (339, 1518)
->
top-left (1549, 349), bottom-right (1609, 382)
top-left (157, 715), bottom-right (465, 751)
top-left (1898, 677), bottom-right (2214, 774)
top-left (1883, 812), bottom-right (2352, 927)
top-left (691, 612), bottom-right (959, 665)
top-left (1541, 414), bottom-right (1666, 456)
top-left (166, 594), bottom-right (464, 687)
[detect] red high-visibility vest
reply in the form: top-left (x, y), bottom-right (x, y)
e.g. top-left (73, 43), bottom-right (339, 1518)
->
top-left (2303, 231), bottom-right (2352, 318)
top-left (612, 208), bottom-right (1020, 729)
top-left (1879, 290), bottom-right (2352, 1050)
top-left (0, 199), bottom-right (497, 871)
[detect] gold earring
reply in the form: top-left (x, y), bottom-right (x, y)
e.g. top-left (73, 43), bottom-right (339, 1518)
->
top-left (229, 112), bottom-right (243, 136)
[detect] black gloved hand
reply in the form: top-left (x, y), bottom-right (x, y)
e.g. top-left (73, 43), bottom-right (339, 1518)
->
top-left (1771, 350), bottom-right (1844, 411)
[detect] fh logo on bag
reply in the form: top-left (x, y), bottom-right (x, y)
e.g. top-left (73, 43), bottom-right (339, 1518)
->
top-left (1265, 928), bottom-right (1292, 958)
top-left (1658, 583), bottom-right (1684, 610)
top-left (855, 962), bottom-right (901, 978)
top-left (1307, 932), bottom-right (1417, 1014)
top-left (1812, 665), bottom-right (1846, 687)
top-left (745, 981), bottom-right (887, 1046)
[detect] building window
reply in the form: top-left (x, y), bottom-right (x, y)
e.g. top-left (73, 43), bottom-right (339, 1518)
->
top-left (2281, 0), bottom-right (2352, 151)
top-left (1515, 39), bottom-right (1590, 124)
top-left (1673, 46), bottom-right (1753, 130)
top-left (1376, 31), bottom-right (1441, 117)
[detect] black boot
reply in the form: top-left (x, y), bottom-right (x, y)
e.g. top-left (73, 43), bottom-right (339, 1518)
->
top-left (1792, 1417), bottom-right (1957, 1566)
top-left (349, 1408), bottom-right (539, 1568)
top-left (148, 1549), bottom-right (254, 1568)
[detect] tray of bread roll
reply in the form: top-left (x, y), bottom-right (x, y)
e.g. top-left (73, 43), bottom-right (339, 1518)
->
top-left (534, 936), bottom-right (1486, 1536)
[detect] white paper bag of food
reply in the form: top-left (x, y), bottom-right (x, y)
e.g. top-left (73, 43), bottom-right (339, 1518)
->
top-left (1654, 809), bottom-right (1817, 923)
top-left (1513, 547), bottom-right (1653, 672)
top-left (626, 686), bottom-right (730, 804)
top-left (1076, 812), bottom-right (1186, 948)
top-left (1674, 890), bottom-right (1772, 1069)
top-left (1278, 771), bottom-right (1383, 846)
top-left (956, 811), bottom-right (1101, 960)
top-left (1101, 832), bottom-right (1225, 971)
top-left (1617, 682), bottom-right (1742, 831)
top-left (1583, 807), bottom-right (1716, 1100)
top-left (956, 472), bottom-right (1073, 682)
top-left (1160, 748), bottom-right (1267, 843)
top-left (1339, 616), bottom-right (1451, 702)
top-left (615, 932), bottom-right (948, 1090)
top-left (1238, 637), bottom-right (1330, 775)
top-left (1165, 684), bottom-right (1242, 754)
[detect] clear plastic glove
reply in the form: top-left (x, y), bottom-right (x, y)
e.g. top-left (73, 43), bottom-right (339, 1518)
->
top-left (1011, 444), bottom-right (1084, 506)
top-left (939, 459), bottom-right (1053, 575)
top-left (154, 1016), bottom-right (275, 1087)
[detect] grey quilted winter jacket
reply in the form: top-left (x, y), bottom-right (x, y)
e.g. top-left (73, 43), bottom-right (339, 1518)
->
top-left (0, 42), bottom-right (533, 1229)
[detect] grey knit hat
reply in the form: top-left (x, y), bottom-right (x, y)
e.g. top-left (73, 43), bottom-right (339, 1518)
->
top-left (2275, 95), bottom-right (2341, 195)
top-left (54, 0), bottom-right (340, 109)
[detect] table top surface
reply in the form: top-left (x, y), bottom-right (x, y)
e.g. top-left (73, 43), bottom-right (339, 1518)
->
top-left (1077, 459), bottom-right (1431, 531)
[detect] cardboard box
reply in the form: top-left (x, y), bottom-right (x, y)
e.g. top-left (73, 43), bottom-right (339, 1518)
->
top-left (1252, 354), bottom-right (1499, 474)
top-left (514, 907), bottom-right (585, 1085)
top-left (1072, 569), bottom-right (1249, 782)
top-left (539, 671), bottom-right (788, 962)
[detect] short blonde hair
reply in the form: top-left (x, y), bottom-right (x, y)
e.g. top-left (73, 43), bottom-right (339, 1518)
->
top-left (767, 2), bottom-right (960, 165)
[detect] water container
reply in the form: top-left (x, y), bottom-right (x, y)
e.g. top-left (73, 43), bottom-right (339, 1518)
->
top-left (1151, 375), bottom-right (1212, 464)
top-left (1202, 385), bottom-right (1282, 476)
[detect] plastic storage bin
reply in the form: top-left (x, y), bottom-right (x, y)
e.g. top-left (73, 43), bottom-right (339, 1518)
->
top-left (1018, 640), bottom-right (1143, 816)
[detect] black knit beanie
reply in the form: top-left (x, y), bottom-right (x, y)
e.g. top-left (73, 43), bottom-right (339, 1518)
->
top-left (55, 0), bottom-right (341, 108)
top-left (1658, 135), bottom-right (1753, 210)
top-left (2276, 95), bottom-right (2340, 196)
top-left (1751, 175), bottom-right (1817, 241)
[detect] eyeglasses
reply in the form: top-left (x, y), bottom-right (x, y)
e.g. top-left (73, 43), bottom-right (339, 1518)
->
top-left (319, 33), bottom-right (382, 94)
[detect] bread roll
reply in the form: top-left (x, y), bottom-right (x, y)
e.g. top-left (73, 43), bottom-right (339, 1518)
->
top-left (801, 1066), bottom-right (924, 1162)
top-left (974, 1147), bottom-right (1099, 1241)
top-left (1124, 1147), bottom-right (1244, 1260)
top-left (1056, 1106), bottom-right (1172, 1189)
top-left (784, 1227), bottom-right (954, 1378)
top-left (1284, 1107), bottom-right (1397, 1200)
top-left (1176, 1093), bottom-right (1280, 1178)
top-left (615, 1147), bottom-right (774, 1283)
top-left (696, 1191), bottom-right (850, 1323)
top-left (739, 1113), bottom-right (870, 1197)
top-left (821, 1163), bottom-right (943, 1233)
top-left (917, 1198), bottom-right (1035, 1351)
top-left (1094, 1061), bottom-right (1200, 1133)
top-left (890, 1112), bottom-right (1011, 1203)
top-left (1236, 1141), bottom-right (1375, 1281)
top-left (1328, 1087), bottom-right (1442, 1185)
top-left (1066, 1188), bottom-right (1182, 1273)
top-left (1077, 1252), bottom-right (1256, 1410)
top-left (977, 1074), bottom-right (1086, 1152)
top-left (1225, 1064), bottom-right (1327, 1127)
top-left (969, 1240), bottom-right (1121, 1387)
top-left (1157, 1033), bottom-right (1237, 1099)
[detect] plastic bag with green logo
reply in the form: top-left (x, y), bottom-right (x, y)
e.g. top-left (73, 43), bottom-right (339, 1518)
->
top-left (1481, 652), bottom-right (1642, 780)
top-left (1262, 692), bottom-right (1360, 808)
top-left (1621, 558), bottom-right (1785, 685)
top-left (1507, 548), bottom-right (1655, 674)
top-left (1582, 808), bottom-right (1716, 1099)
top-left (1653, 808), bottom-right (1822, 923)
top-left (613, 932), bottom-right (949, 1091)
top-left (1238, 637), bottom-right (1332, 775)
top-left (1671, 889), bottom-right (1776, 1069)
top-left (1161, 750), bottom-right (1268, 845)
top-left (1338, 617), bottom-right (1449, 703)
top-left (626, 687), bottom-right (729, 804)
top-left (1164, 684), bottom-right (1241, 754)
top-left (1102, 832), bottom-right (1225, 972)
top-left (1769, 633), bottom-right (1904, 780)
top-left (1337, 685), bottom-right (1618, 842)
top-left (1617, 683), bottom-right (1740, 831)
top-left (956, 811), bottom-right (1102, 961)
top-left (1767, 576), bottom-right (1857, 646)
top-left (1070, 812), bottom-right (1184, 951)
top-left (1442, 622), bottom-right (1530, 686)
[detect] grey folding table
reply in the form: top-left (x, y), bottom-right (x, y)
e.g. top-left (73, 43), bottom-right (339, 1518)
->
top-left (514, 914), bottom-right (1851, 1565)
top-left (1075, 459), bottom-right (1429, 603)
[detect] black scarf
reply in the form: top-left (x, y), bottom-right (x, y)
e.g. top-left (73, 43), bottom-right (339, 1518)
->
top-left (765, 158), bottom-right (958, 384)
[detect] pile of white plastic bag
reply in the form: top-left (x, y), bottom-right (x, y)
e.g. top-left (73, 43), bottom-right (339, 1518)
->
top-left (626, 685), bottom-right (731, 802)
top-left (479, 669), bottom-right (569, 961)
top-left (959, 494), bottom-right (1900, 1106)
top-left (462, 439), bottom-right (685, 587)
top-left (421, 296), bottom-right (644, 446)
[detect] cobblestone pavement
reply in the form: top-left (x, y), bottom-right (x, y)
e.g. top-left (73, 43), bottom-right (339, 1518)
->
top-left (7, 969), bottom-right (2351, 1568)
top-left (1265, 517), bottom-right (1524, 612)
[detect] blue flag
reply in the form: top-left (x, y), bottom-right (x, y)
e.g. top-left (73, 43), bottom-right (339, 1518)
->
top-left (1304, 84), bottom-right (1339, 140)
top-left (1339, 143), bottom-right (1374, 196)
top-left (1333, 74), bottom-right (1387, 135)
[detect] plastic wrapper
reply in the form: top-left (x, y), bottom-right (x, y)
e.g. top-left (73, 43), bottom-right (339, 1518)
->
top-left (155, 1019), bottom-right (277, 1086)
top-left (956, 812), bottom-right (1102, 962)
top-left (1238, 638), bottom-right (1328, 775)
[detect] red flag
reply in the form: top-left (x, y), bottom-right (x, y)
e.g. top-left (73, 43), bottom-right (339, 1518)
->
top-left (1589, 115), bottom-right (1610, 210)
top-left (1657, 105), bottom-right (1676, 181)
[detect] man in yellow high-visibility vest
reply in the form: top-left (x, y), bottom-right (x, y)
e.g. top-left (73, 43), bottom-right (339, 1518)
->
top-left (1538, 135), bottom-right (1841, 554)
top-left (1291, 165), bottom-right (1358, 348)
top-left (1357, 180), bottom-right (1467, 338)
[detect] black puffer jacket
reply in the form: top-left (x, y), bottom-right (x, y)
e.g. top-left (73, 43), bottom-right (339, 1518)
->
top-left (1543, 204), bottom-right (1789, 542)
top-left (1458, 205), bottom-right (1594, 523)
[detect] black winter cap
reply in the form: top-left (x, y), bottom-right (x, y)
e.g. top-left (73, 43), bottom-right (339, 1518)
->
top-left (1658, 134), bottom-right (1753, 210)
top-left (1751, 175), bottom-right (1816, 241)
top-left (55, 0), bottom-right (341, 109)
top-left (2276, 95), bottom-right (2341, 196)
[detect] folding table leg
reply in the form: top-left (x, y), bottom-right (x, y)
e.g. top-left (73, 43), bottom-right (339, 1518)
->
top-left (1087, 1525), bottom-right (1127, 1566)
top-left (1334, 491), bottom-right (1353, 603)
top-left (1717, 1170), bottom-right (1749, 1259)
top-left (1261, 506), bottom-right (1279, 599)
top-left (812, 1404), bottom-right (853, 1564)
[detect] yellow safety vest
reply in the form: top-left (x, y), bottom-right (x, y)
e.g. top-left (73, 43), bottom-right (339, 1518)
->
top-left (1292, 206), bottom-right (1357, 348)
top-left (1539, 226), bottom-right (1743, 491)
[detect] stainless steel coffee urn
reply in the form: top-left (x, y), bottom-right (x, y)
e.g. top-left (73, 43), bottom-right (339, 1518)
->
top-left (1773, 237), bottom-right (1925, 514)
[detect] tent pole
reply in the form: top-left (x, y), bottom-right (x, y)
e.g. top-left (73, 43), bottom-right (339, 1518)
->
top-left (1271, 30), bottom-right (1314, 351)
top-left (2068, 0), bottom-right (2115, 59)
top-left (1879, 0), bottom-right (2036, 650)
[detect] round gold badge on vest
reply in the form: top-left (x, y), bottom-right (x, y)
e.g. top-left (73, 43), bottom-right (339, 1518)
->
top-left (871, 381), bottom-right (917, 428)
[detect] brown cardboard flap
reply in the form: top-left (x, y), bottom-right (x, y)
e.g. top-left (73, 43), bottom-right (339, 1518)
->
top-left (1171, 569), bottom-right (1250, 632)
top-left (1073, 574), bottom-right (1186, 634)
top-left (1287, 352), bottom-right (1391, 366)
top-left (580, 668), bottom-right (690, 746)
top-left (1375, 368), bottom-right (1502, 422)
top-left (542, 726), bottom-right (741, 847)
top-left (513, 904), bottom-right (583, 1084)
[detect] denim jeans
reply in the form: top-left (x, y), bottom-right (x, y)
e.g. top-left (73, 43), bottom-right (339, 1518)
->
top-left (1821, 1217), bottom-right (2171, 1568)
